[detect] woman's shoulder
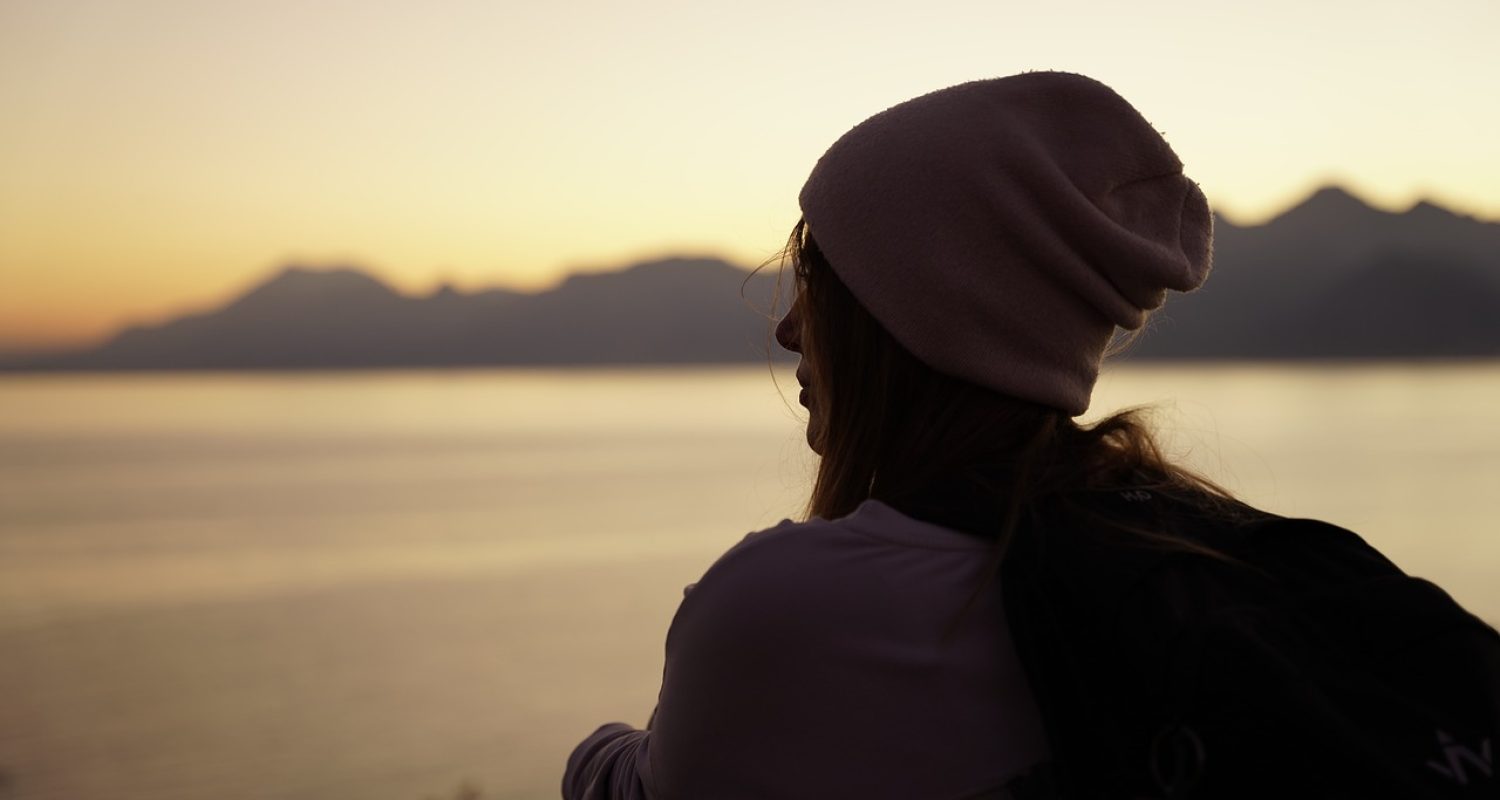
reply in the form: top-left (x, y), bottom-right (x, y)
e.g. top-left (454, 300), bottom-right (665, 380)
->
top-left (674, 501), bottom-right (996, 643)
top-left (728, 499), bottom-right (995, 560)
top-left (699, 500), bottom-right (986, 576)
top-left (650, 504), bottom-right (1050, 799)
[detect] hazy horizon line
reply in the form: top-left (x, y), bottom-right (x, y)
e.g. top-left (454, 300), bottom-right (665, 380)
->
top-left (4, 182), bottom-right (1495, 356)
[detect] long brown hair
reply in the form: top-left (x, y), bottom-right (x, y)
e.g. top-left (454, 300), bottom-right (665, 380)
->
top-left (768, 218), bottom-right (1254, 576)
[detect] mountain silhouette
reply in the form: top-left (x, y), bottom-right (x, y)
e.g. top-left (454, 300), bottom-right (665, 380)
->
top-left (1125, 186), bottom-right (1500, 359)
top-left (2, 185), bottom-right (1497, 372)
top-left (1275, 255), bottom-right (1500, 357)
top-left (5, 258), bottom-right (790, 370)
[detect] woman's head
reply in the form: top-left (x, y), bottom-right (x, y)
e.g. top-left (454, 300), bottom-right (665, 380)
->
top-left (772, 72), bottom-right (1232, 530)
top-left (797, 71), bottom-right (1212, 415)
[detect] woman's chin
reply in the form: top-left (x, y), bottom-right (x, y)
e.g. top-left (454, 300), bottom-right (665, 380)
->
top-left (805, 422), bottom-right (825, 456)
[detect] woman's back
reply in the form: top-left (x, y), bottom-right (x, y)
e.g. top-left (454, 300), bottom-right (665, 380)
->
top-left (565, 499), bottom-right (1050, 799)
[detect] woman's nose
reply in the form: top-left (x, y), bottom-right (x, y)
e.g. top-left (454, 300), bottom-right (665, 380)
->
top-left (775, 300), bottom-right (802, 353)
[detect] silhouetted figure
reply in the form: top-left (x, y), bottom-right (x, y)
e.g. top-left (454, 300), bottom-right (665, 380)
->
top-left (563, 72), bottom-right (1500, 799)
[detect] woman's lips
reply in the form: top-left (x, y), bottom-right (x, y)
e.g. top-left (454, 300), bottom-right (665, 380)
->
top-left (799, 388), bottom-right (810, 407)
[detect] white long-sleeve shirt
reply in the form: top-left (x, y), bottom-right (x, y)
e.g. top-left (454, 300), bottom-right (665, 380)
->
top-left (563, 498), bottom-right (1051, 799)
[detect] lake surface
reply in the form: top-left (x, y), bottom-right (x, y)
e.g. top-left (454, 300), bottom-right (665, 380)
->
top-left (1, 364), bottom-right (1497, 800)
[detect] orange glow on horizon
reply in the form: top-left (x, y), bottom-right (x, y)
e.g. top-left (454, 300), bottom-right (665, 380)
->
top-left (3, 0), bottom-right (1497, 351)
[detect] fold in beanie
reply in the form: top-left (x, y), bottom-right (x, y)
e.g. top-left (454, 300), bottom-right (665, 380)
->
top-left (798, 71), bottom-right (1212, 416)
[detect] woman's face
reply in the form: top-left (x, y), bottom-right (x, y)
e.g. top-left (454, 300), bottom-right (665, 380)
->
top-left (774, 293), bottom-right (825, 454)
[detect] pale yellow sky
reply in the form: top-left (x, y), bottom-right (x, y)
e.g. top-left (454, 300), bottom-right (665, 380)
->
top-left (1, 0), bottom-right (1496, 351)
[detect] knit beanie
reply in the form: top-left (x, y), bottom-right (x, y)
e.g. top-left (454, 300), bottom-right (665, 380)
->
top-left (797, 71), bottom-right (1212, 416)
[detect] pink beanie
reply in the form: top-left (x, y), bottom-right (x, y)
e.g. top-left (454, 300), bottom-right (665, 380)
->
top-left (798, 71), bottom-right (1212, 415)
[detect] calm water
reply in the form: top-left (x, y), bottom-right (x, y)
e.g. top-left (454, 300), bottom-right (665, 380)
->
top-left (1, 364), bottom-right (1497, 800)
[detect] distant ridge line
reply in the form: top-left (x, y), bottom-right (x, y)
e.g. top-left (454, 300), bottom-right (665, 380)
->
top-left (2, 185), bottom-right (1497, 371)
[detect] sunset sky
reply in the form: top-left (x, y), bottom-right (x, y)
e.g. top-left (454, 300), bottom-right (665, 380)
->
top-left (2, 0), bottom-right (1496, 352)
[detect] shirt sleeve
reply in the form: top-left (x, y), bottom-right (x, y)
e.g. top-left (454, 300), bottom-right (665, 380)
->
top-left (564, 523), bottom-right (882, 799)
top-left (562, 524), bottom-right (825, 800)
top-left (562, 722), bottom-right (655, 800)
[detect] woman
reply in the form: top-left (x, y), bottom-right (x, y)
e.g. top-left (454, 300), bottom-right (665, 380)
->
top-left (563, 72), bottom-right (1498, 799)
